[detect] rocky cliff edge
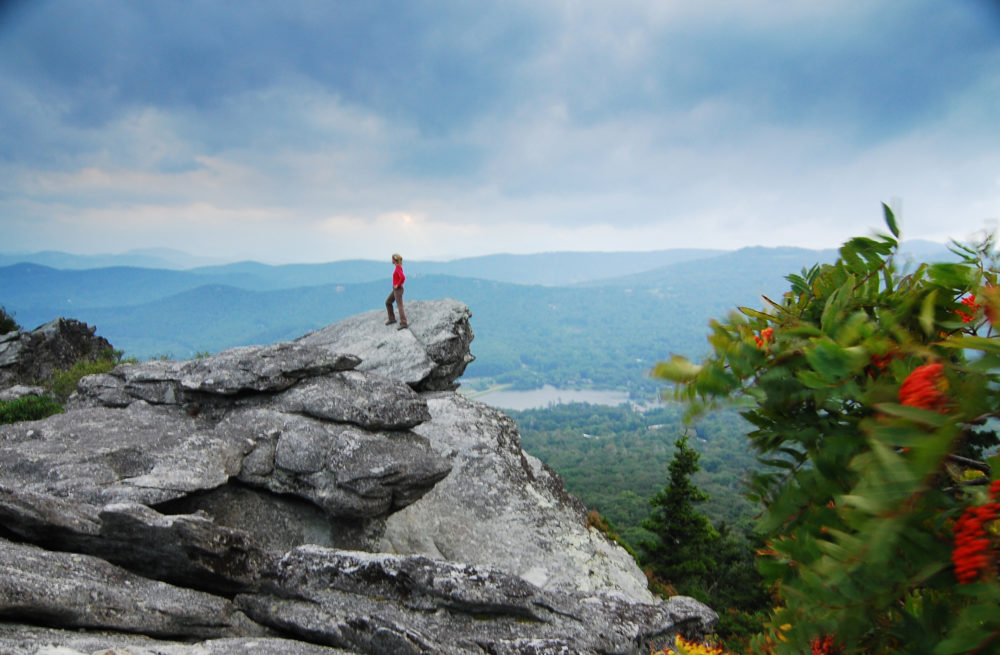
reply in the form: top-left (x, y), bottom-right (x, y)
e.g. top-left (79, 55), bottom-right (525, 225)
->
top-left (0, 298), bottom-right (716, 654)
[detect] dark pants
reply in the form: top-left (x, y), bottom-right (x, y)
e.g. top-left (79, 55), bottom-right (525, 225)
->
top-left (386, 286), bottom-right (407, 324)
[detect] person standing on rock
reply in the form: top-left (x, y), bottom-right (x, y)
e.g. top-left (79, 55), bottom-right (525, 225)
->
top-left (385, 253), bottom-right (408, 330)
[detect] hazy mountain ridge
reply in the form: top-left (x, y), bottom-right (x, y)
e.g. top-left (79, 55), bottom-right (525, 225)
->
top-left (0, 248), bottom-right (227, 270)
top-left (4, 248), bottom-right (731, 288)
top-left (578, 245), bottom-right (841, 288)
top-left (0, 241), bottom-right (957, 389)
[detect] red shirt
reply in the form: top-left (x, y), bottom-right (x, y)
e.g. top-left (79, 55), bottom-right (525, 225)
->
top-left (393, 265), bottom-right (405, 287)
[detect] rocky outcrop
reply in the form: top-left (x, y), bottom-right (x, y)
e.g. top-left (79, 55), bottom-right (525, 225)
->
top-left (235, 547), bottom-right (713, 654)
top-left (0, 299), bottom-right (717, 654)
top-left (379, 392), bottom-right (656, 601)
top-left (0, 318), bottom-right (113, 389)
top-left (297, 299), bottom-right (474, 391)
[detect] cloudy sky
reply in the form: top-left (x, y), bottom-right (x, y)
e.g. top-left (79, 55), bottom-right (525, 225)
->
top-left (2, 1), bottom-right (999, 263)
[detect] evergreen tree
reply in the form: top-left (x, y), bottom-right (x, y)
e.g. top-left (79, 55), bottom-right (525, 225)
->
top-left (640, 434), bottom-right (719, 590)
top-left (640, 435), bottom-right (770, 650)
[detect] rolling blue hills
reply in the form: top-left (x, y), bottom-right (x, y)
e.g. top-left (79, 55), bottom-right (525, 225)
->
top-left (0, 241), bottom-right (955, 393)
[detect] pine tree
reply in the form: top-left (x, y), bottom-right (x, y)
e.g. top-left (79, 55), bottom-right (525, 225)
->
top-left (640, 434), bottom-right (719, 590)
top-left (640, 434), bottom-right (770, 648)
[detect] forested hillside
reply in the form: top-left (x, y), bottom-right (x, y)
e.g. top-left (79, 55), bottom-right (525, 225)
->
top-left (0, 245), bottom-right (871, 393)
top-left (509, 402), bottom-right (758, 546)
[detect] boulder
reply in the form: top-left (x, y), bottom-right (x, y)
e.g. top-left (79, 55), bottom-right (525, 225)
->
top-left (221, 407), bottom-right (450, 518)
top-left (296, 298), bottom-right (474, 391)
top-left (0, 318), bottom-right (113, 389)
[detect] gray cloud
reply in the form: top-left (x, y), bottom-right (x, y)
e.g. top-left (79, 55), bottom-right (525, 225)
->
top-left (1, 0), bottom-right (998, 260)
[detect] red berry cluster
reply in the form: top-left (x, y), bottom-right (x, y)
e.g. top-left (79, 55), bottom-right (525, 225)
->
top-left (810, 634), bottom-right (839, 655)
top-left (953, 479), bottom-right (1000, 584)
top-left (867, 350), bottom-right (899, 378)
top-left (898, 363), bottom-right (949, 411)
top-left (754, 326), bottom-right (774, 349)
top-left (955, 294), bottom-right (982, 323)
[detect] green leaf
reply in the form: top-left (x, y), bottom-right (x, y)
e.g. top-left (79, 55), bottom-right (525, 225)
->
top-left (873, 402), bottom-right (952, 428)
top-left (738, 306), bottom-right (773, 321)
top-left (934, 596), bottom-right (1000, 655)
top-left (940, 334), bottom-right (1000, 355)
top-left (651, 355), bottom-right (702, 382)
top-left (803, 339), bottom-right (865, 383)
top-left (883, 202), bottom-right (900, 238)
top-left (988, 455), bottom-right (1000, 478)
top-left (920, 289), bottom-right (938, 336)
top-left (814, 538), bottom-right (851, 562)
top-left (821, 527), bottom-right (863, 551)
top-left (840, 243), bottom-right (865, 274)
top-left (760, 457), bottom-right (800, 471)
top-left (786, 324), bottom-right (824, 338)
top-left (929, 262), bottom-right (976, 290)
top-left (786, 273), bottom-right (810, 296)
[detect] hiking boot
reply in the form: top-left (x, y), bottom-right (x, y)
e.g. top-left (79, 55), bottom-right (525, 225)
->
top-left (397, 323), bottom-right (409, 330)
top-left (385, 319), bottom-right (397, 325)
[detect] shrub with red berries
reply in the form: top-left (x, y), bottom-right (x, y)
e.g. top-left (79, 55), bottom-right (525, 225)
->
top-left (656, 205), bottom-right (1000, 654)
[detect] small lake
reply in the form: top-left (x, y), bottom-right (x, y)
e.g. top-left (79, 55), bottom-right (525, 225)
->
top-left (465, 384), bottom-right (631, 411)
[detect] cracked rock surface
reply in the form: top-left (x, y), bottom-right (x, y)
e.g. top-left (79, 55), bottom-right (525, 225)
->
top-left (0, 299), bottom-right (717, 654)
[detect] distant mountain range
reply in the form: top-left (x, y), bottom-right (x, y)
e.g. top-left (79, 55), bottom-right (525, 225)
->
top-left (0, 241), bottom-right (956, 392)
top-left (0, 248), bottom-right (730, 286)
top-left (0, 248), bottom-right (229, 271)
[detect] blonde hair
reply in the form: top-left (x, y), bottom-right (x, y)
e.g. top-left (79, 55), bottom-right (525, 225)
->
top-left (392, 253), bottom-right (403, 263)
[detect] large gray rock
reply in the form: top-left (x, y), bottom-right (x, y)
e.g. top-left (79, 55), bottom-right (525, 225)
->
top-left (379, 392), bottom-right (657, 602)
top-left (0, 318), bottom-right (113, 389)
top-left (222, 407), bottom-right (450, 518)
top-left (0, 300), bottom-right (719, 653)
top-left (153, 483), bottom-right (382, 554)
top-left (271, 371), bottom-right (431, 429)
top-left (73, 342), bottom-right (360, 410)
top-left (296, 298), bottom-right (474, 391)
top-left (0, 537), bottom-right (269, 640)
top-left (0, 626), bottom-right (353, 655)
top-left (236, 546), bottom-right (716, 655)
top-left (0, 403), bottom-right (249, 506)
top-left (0, 401), bottom-right (449, 538)
top-left (0, 485), bottom-right (267, 595)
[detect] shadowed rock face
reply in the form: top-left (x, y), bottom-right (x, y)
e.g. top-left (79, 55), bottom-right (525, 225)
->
top-left (0, 299), bottom-right (717, 654)
top-left (0, 317), bottom-right (114, 389)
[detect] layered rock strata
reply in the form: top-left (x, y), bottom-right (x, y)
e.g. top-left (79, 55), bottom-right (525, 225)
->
top-left (0, 298), bottom-right (716, 654)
